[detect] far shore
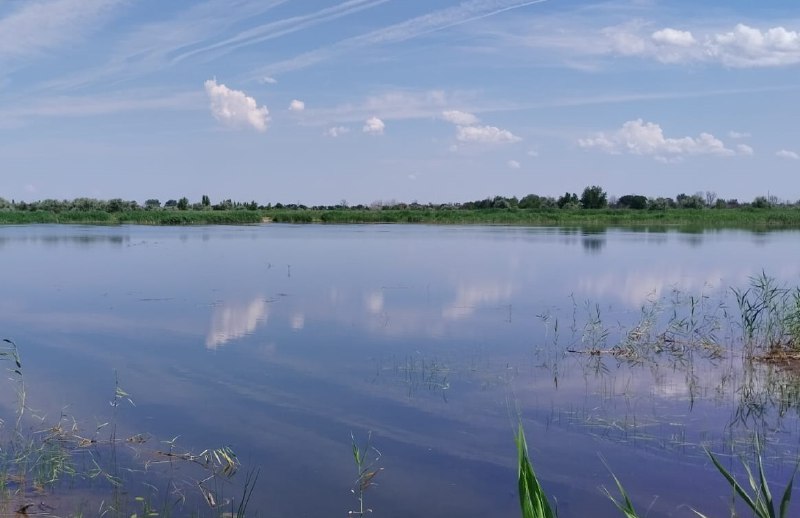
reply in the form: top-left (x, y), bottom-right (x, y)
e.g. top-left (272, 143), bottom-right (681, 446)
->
top-left (1, 207), bottom-right (800, 229)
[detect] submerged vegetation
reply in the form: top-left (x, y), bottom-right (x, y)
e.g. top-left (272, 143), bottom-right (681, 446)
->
top-left (0, 340), bottom-right (252, 517)
top-left (2, 188), bottom-right (800, 228)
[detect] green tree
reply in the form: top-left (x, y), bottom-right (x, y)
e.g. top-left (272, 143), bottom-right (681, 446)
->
top-left (177, 197), bottom-right (189, 210)
top-left (557, 192), bottom-right (578, 209)
top-left (580, 185), bottom-right (608, 209)
top-left (519, 194), bottom-right (542, 209)
top-left (201, 194), bottom-right (210, 207)
top-left (144, 199), bottom-right (161, 210)
top-left (617, 194), bottom-right (647, 210)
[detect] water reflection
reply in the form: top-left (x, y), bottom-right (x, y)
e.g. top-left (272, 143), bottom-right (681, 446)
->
top-left (1, 225), bottom-right (800, 518)
top-left (442, 281), bottom-right (513, 320)
top-left (206, 297), bottom-right (269, 349)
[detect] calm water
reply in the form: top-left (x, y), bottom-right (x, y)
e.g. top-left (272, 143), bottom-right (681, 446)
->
top-left (1, 224), bottom-right (800, 517)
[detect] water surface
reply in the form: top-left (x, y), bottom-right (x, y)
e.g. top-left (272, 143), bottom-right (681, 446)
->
top-left (1, 224), bottom-right (799, 517)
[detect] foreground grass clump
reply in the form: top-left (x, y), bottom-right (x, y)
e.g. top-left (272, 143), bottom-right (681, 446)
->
top-left (515, 422), bottom-right (798, 518)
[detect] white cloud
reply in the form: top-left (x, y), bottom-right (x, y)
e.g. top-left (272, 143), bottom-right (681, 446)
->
top-left (729, 130), bottom-right (751, 139)
top-left (651, 28), bottom-right (696, 47)
top-left (442, 110), bottom-right (479, 125)
top-left (362, 116), bottom-right (385, 135)
top-left (325, 126), bottom-right (350, 137)
top-left (776, 149), bottom-right (800, 160)
top-left (260, 76), bottom-right (278, 84)
top-left (737, 144), bottom-right (754, 156)
top-left (456, 125), bottom-right (521, 144)
top-left (507, 159), bottom-right (521, 169)
top-left (528, 22), bottom-right (800, 68)
top-left (289, 99), bottom-right (305, 111)
top-left (527, 149), bottom-right (539, 157)
top-left (709, 24), bottom-right (800, 67)
top-left (579, 119), bottom-right (735, 159)
top-left (204, 79), bottom-right (269, 132)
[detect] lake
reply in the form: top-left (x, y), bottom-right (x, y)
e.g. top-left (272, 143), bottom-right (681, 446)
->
top-left (1, 224), bottom-right (799, 517)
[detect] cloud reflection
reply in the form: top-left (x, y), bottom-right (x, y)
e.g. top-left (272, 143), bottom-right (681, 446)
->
top-left (206, 298), bottom-right (269, 349)
top-left (442, 282), bottom-right (513, 320)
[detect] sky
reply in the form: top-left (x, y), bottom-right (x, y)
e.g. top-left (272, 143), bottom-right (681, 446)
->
top-left (1, 0), bottom-right (799, 205)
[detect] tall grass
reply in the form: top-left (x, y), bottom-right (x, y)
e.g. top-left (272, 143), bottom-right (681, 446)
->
top-left (515, 423), bottom-right (557, 518)
top-left (734, 272), bottom-right (800, 357)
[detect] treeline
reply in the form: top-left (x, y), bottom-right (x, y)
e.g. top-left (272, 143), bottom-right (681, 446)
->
top-left (0, 185), bottom-right (795, 215)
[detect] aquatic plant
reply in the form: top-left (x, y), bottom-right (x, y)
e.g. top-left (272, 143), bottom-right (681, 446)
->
top-left (349, 431), bottom-right (382, 516)
top-left (734, 272), bottom-right (800, 358)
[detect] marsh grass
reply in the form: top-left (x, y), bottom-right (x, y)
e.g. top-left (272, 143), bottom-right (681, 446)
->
top-left (734, 272), bottom-right (800, 360)
top-left (0, 340), bottom-right (252, 517)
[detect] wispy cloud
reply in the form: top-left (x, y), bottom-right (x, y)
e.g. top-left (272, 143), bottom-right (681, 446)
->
top-left (457, 125), bottom-right (521, 144)
top-left (325, 126), bottom-right (350, 137)
top-left (41, 0), bottom-right (288, 90)
top-left (289, 99), bottom-right (306, 111)
top-left (172, 0), bottom-right (389, 64)
top-left (254, 0), bottom-right (548, 76)
top-left (204, 79), bottom-right (269, 132)
top-left (0, 88), bottom-right (202, 127)
top-left (776, 149), bottom-right (800, 160)
top-left (579, 119), bottom-right (735, 161)
top-left (0, 0), bottom-right (126, 61)
top-left (441, 110), bottom-right (480, 125)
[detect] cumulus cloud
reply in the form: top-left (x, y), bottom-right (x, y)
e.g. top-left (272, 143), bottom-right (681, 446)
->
top-left (737, 144), bottom-right (754, 156)
top-left (289, 99), bottom-right (305, 111)
top-left (507, 159), bottom-right (521, 169)
top-left (456, 125), bottom-right (521, 144)
top-left (579, 119), bottom-right (735, 160)
top-left (561, 22), bottom-right (800, 68)
top-left (325, 126), bottom-right (349, 137)
top-left (362, 116), bottom-right (385, 135)
top-left (441, 110), bottom-right (479, 125)
top-left (709, 24), bottom-right (800, 67)
top-left (651, 28), bottom-right (696, 47)
top-left (204, 79), bottom-right (269, 132)
top-left (776, 149), bottom-right (800, 160)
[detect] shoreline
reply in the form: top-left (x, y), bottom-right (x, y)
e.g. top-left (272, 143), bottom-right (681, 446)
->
top-left (1, 207), bottom-right (799, 229)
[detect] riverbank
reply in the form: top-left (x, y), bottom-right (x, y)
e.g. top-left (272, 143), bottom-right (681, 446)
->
top-left (1, 207), bottom-right (800, 228)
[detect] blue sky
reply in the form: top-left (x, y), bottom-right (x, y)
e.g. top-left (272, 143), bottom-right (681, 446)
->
top-left (1, 0), bottom-right (799, 205)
